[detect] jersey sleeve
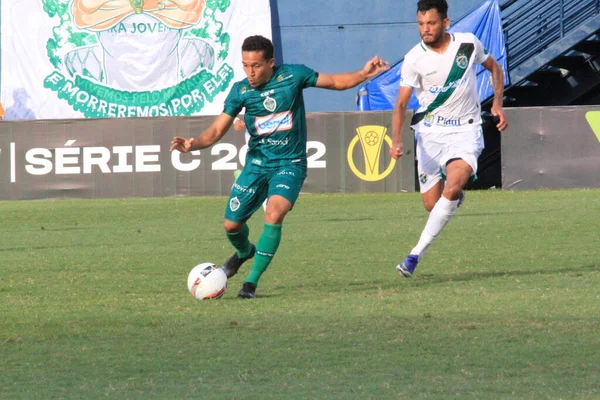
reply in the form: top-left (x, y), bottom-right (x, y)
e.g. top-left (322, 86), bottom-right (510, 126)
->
top-left (400, 58), bottom-right (420, 89)
top-left (472, 34), bottom-right (490, 65)
top-left (292, 64), bottom-right (319, 88)
top-left (223, 83), bottom-right (244, 117)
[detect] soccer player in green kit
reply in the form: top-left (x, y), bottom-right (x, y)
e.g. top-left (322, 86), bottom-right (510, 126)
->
top-left (171, 35), bottom-right (388, 298)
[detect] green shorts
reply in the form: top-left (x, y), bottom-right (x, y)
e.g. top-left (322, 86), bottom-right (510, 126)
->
top-left (224, 163), bottom-right (307, 223)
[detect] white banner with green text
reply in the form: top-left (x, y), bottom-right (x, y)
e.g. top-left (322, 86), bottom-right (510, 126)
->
top-left (0, 0), bottom-right (271, 120)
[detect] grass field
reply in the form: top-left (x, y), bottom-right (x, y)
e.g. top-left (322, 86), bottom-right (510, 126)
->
top-left (1, 190), bottom-right (599, 399)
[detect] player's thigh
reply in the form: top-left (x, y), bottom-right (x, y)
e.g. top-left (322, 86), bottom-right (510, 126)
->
top-left (440, 128), bottom-right (484, 177)
top-left (416, 132), bottom-right (444, 194)
top-left (224, 169), bottom-right (269, 223)
top-left (262, 195), bottom-right (293, 225)
top-left (444, 159), bottom-right (473, 199)
top-left (268, 164), bottom-right (307, 207)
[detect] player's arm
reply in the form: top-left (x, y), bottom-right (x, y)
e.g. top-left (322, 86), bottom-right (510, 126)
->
top-left (481, 55), bottom-right (508, 131)
top-left (170, 113), bottom-right (234, 153)
top-left (315, 56), bottom-right (389, 90)
top-left (389, 86), bottom-right (413, 160)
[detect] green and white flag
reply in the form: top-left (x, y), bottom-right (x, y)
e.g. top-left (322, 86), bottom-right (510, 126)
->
top-left (0, 0), bottom-right (271, 119)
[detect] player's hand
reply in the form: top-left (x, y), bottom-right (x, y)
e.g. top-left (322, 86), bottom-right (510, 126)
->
top-left (362, 56), bottom-right (389, 79)
top-left (233, 119), bottom-right (246, 132)
top-left (170, 136), bottom-right (194, 153)
top-left (389, 141), bottom-right (404, 159)
top-left (491, 105), bottom-right (508, 132)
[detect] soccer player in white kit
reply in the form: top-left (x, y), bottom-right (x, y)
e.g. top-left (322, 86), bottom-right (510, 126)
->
top-left (390, 0), bottom-right (508, 277)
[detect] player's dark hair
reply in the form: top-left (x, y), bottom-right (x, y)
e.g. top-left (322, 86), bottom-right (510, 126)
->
top-left (242, 35), bottom-right (274, 61)
top-left (417, 0), bottom-right (448, 19)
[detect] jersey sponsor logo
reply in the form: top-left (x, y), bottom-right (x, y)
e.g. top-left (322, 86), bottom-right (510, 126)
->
top-left (232, 183), bottom-right (256, 194)
top-left (258, 137), bottom-right (289, 146)
top-left (260, 90), bottom-right (275, 97)
top-left (277, 170), bottom-right (296, 176)
top-left (428, 77), bottom-right (467, 94)
top-left (255, 111), bottom-right (293, 135)
top-left (435, 116), bottom-right (462, 127)
top-left (347, 125), bottom-right (396, 182)
top-left (276, 74), bottom-right (293, 82)
top-left (456, 55), bottom-right (469, 69)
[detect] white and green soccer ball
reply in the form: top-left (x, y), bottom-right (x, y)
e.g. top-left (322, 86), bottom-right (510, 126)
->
top-left (187, 263), bottom-right (227, 300)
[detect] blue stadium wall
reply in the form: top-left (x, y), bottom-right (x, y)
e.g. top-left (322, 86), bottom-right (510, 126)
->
top-left (270, 0), bottom-right (484, 112)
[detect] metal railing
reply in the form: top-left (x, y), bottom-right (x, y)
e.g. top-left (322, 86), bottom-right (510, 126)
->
top-left (500, 0), bottom-right (600, 71)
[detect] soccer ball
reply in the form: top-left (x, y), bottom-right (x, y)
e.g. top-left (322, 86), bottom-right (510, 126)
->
top-left (187, 263), bottom-right (227, 300)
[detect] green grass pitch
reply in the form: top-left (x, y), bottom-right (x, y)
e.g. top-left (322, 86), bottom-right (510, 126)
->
top-left (1, 190), bottom-right (599, 399)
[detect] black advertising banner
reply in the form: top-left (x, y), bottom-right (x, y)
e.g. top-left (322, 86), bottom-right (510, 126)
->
top-left (0, 112), bottom-right (415, 200)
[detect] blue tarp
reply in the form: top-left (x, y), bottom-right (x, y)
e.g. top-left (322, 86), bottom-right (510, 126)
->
top-left (357, 0), bottom-right (509, 111)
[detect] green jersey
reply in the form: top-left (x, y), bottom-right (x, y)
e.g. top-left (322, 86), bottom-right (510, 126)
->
top-left (223, 64), bottom-right (319, 168)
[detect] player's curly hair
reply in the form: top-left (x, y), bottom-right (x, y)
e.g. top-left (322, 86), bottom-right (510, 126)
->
top-left (242, 35), bottom-right (274, 60)
top-left (417, 0), bottom-right (448, 19)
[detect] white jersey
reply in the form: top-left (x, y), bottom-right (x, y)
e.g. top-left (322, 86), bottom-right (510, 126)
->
top-left (98, 14), bottom-right (182, 91)
top-left (400, 32), bottom-right (489, 133)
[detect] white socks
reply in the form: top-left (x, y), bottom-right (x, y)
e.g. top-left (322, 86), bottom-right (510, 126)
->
top-left (410, 195), bottom-right (459, 258)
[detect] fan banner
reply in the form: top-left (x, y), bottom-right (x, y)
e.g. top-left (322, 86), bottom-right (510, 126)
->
top-left (0, 0), bottom-right (271, 120)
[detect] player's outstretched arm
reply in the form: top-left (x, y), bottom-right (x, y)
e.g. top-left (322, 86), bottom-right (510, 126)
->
top-left (170, 113), bottom-right (234, 153)
top-left (482, 56), bottom-right (508, 132)
top-left (315, 56), bottom-right (389, 91)
top-left (389, 86), bottom-right (413, 160)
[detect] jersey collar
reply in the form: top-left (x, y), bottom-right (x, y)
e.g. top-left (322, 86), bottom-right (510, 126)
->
top-left (420, 33), bottom-right (455, 52)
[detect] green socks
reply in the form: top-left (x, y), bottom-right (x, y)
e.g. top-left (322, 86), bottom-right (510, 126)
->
top-left (245, 223), bottom-right (282, 287)
top-left (226, 224), bottom-right (253, 258)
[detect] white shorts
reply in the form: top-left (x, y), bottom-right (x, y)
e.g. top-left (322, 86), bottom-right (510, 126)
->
top-left (416, 128), bottom-right (484, 193)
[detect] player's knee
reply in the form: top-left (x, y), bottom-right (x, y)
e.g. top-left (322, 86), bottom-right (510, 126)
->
top-left (423, 199), bottom-right (436, 212)
top-left (223, 220), bottom-right (243, 233)
top-left (264, 208), bottom-right (286, 224)
top-left (443, 184), bottom-right (462, 201)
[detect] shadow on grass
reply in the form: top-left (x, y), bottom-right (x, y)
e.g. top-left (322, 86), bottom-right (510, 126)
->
top-left (419, 264), bottom-right (600, 285)
top-left (340, 264), bottom-right (600, 292)
top-left (456, 208), bottom-right (564, 218)
top-left (318, 208), bottom-right (565, 223)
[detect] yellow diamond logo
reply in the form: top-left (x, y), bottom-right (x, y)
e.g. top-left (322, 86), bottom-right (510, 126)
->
top-left (585, 111), bottom-right (600, 142)
top-left (347, 125), bottom-right (396, 181)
